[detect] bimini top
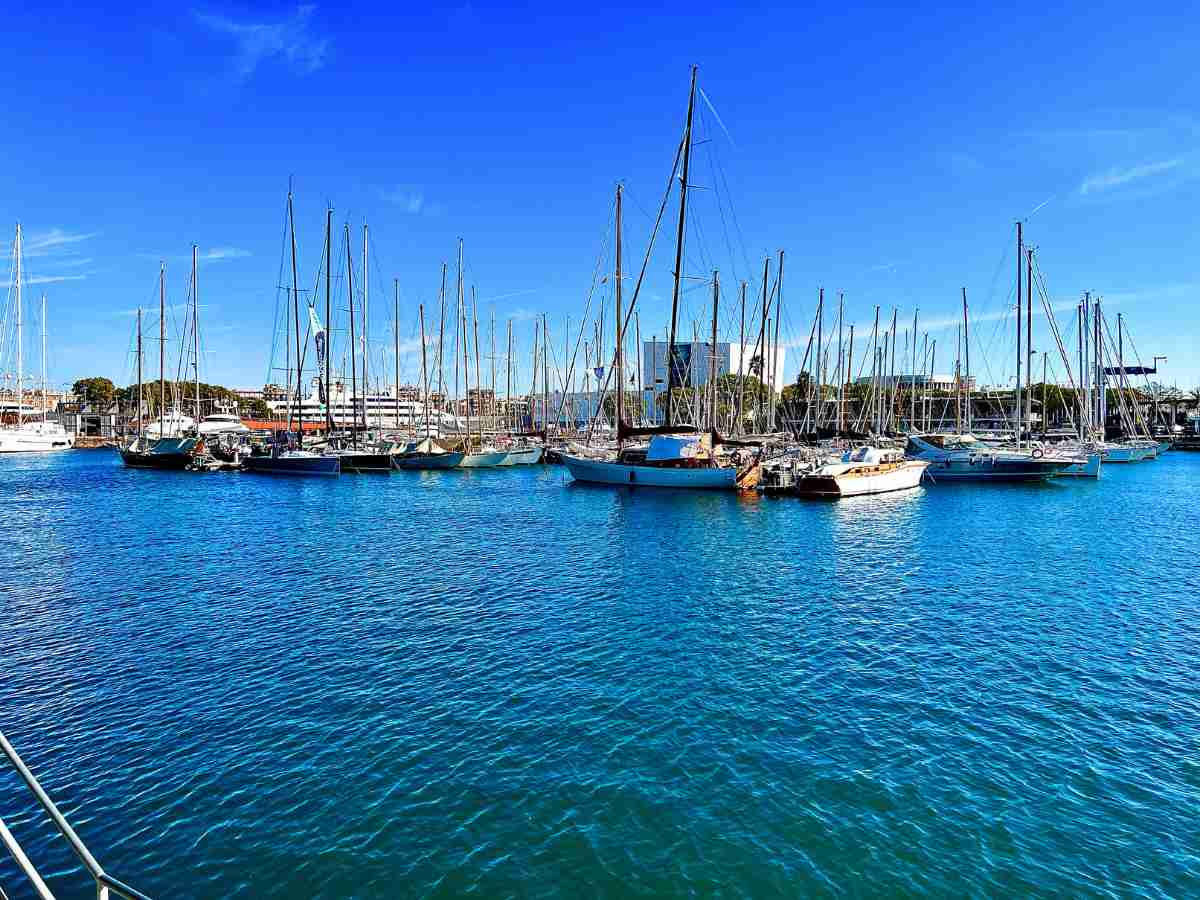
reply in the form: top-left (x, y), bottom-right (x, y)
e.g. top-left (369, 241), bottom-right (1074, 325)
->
top-left (646, 434), bottom-right (709, 462)
top-left (841, 446), bottom-right (902, 465)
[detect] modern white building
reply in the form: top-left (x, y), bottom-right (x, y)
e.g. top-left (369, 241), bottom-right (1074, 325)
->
top-left (641, 341), bottom-right (786, 393)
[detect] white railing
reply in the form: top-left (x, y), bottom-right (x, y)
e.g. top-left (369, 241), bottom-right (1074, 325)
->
top-left (0, 731), bottom-right (153, 900)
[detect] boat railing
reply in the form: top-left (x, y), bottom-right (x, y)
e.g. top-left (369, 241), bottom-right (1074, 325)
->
top-left (0, 730), bottom-right (153, 900)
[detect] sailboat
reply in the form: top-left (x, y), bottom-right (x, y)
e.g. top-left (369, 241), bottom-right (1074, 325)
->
top-left (325, 222), bottom-right (392, 473)
top-left (562, 93), bottom-right (762, 491)
top-left (905, 223), bottom-right (1085, 482)
top-left (120, 259), bottom-right (198, 469)
top-left (0, 224), bottom-right (75, 452)
top-left (391, 297), bottom-right (465, 469)
top-left (498, 317), bottom-right (545, 465)
top-left (453, 241), bottom-right (506, 468)
top-left (244, 190), bottom-right (340, 477)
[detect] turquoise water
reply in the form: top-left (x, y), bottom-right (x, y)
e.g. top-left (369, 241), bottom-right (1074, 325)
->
top-left (1, 450), bottom-right (1198, 898)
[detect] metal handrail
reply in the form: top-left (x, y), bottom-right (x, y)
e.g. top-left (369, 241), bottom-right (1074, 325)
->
top-left (0, 730), bottom-right (154, 900)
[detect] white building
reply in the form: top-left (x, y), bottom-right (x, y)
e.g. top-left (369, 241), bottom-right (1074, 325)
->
top-left (641, 341), bottom-right (786, 393)
top-left (854, 374), bottom-right (976, 393)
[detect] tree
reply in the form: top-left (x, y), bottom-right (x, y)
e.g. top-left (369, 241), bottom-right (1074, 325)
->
top-left (72, 377), bottom-right (116, 410)
top-left (240, 398), bottom-right (272, 419)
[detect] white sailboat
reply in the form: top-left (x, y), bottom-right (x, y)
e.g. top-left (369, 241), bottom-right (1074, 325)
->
top-left (561, 75), bottom-right (763, 492)
top-left (0, 224), bottom-right (75, 453)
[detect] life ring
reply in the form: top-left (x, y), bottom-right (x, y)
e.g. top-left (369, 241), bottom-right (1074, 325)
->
top-left (1032, 448), bottom-right (1044, 459)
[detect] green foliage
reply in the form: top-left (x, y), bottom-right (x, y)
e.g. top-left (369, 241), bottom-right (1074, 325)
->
top-left (241, 398), bottom-right (272, 419)
top-left (72, 377), bottom-right (116, 409)
top-left (601, 390), bottom-right (643, 421)
top-left (115, 380), bottom-right (250, 417)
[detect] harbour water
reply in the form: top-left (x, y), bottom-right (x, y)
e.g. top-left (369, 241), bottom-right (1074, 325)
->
top-left (2, 451), bottom-right (1198, 897)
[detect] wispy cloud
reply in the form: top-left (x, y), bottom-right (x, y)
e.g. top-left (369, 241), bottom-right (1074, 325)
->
top-left (1080, 158), bottom-right (1183, 195)
top-left (26, 274), bottom-right (89, 286)
top-left (482, 289), bottom-right (540, 304)
top-left (380, 186), bottom-right (445, 216)
top-left (507, 305), bottom-right (542, 322)
top-left (113, 302), bottom-right (203, 318)
top-left (137, 246), bottom-right (251, 264)
top-left (24, 228), bottom-right (99, 257)
top-left (201, 246), bottom-right (250, 261)
top-left (193, 4), bottom-right (329, 81)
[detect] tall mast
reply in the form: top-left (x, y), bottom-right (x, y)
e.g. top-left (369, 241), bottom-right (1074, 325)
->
top-left (736, 282), bottom-right (746, 435)
top-left (1095, 300), bottom-right (1104, 433)
top-left (158, 261), bottom-right (165, 438)
top-left (911, 309), bottom-right (919, 431)
top-left (772, 250), bottom-right (784, 431)
top-left (490, 308), bottom-right (496, 434)
top-left (615, 183), bottom-right (624, 443)
top-left (665, 65), bottom-right (699, 428)
top-left (345, 223), bottom-right (357, 450)
top-left (709, 271), bottom-right (719, 435)
top-left (437, 263), bottom-right (447, 417)
top-left (362, 224), bottom-right (370, 434)
top-left (634, 311), bottom-right (643, 426)
top-left (14, 224), bottom-right (21, 427)
top-left (473, 290), bottom-right (482, 447)
top-left (136, 308), bottom-right (143, 433)
top-left (845, 324), bottom-right (855, 428)
top-left (1042, 352), bottom-right (1048, 437)
top-left (324, 207), bottom-right (333, 434)
top-left (192, 244), bottom-right (200, 431)
top-left (394, 278), bottom-right (401, 433)
top-left (458, 240), bottom-right (468, 446)
top-left (955, 323), bottom-right (962, 433)
top-left (835, 294), bottom-right (845, 433)
top-left (756, 257), bottom-right (769, 431)
top-left (542, 313), bottom-right (549, 436)
top-left (40, 294), bottom-right (47, 423)
top-left (814, 286), bottom-right (823, 430)
top-left (1026, 247), bottom-right (1034, 442)
top-left (962, 288), bottom-right (971, 433)
top-left (1080, 304), bottom-right (1089, 441)
top-left (1015, 221), bottom-right (1023, 446)
top-left (288, 191), bottom-right (303, 448)
top-left (506, 319), bottom-right (513, 434)
top-left (533, 321), bottom-right (540, 432)
top-left (886, 309), bottom-right (897, 432)
top-left (419, 303), bottom-right (430, 440)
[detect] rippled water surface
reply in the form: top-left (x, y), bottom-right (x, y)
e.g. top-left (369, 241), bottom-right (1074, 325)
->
top-left (2, 450), bottom-right (1198, 898)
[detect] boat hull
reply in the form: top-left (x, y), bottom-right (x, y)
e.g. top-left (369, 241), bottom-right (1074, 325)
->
top-left (244, 455), bottom-right (340, 476)
top-left (1101, 444), bottom-right (1153, 462)
top-left (562, 454), bottom-right (738, 489)
top-left (457, 450), bottom-right (508, 468)
top-left (1056, 452), bottom-right (1102, 478)
top-left (920, 457), bottom-right (1073, 482)
top-left (119, 436), bottom-right (197, 470)
top-left (335, 452), bottom-right (393, 473)
top-left (0, 425), bottom-right (75, 453)
top-left (795, 462), bottom-right (927, 497)
top-left (498, 447), bottom-right (544, 466)
top-left (391, 451), bottom-right (465, 470)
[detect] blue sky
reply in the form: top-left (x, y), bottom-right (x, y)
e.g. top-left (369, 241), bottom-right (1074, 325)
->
top-left (2, 2), bottom-right (1198, 394)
